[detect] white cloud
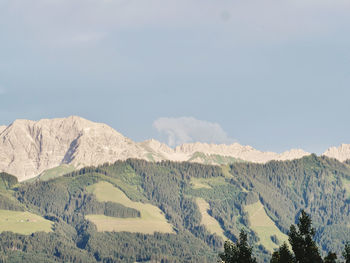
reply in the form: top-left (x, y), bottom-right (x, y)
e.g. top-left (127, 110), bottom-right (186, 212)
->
top-left (153, 117), bottom-right (234, 147)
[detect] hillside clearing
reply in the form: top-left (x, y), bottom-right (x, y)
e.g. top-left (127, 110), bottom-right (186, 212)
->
top-left (38, 164), bottom-right (75, 181)
top-left (0, 209), bottom-right (53, 235)
top-left (190, 177), bottom-right (227, 190)
top-left (191, 179), bottom-right (212, 189)
top-left (196, 198), bottom-right (226, 240)
top-left (245, 201), bottom-right (288, 252)
top-left (86, 181), bottom-right (174, 234)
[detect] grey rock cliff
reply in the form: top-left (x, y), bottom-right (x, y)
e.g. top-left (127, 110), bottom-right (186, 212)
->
top-left (0, 116), bottom-right (310, 181)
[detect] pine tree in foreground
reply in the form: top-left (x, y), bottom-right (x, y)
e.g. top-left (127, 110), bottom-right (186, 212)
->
top-left (270, 242), bottom-right (294, 263)
top-left (343, 242), bottom-right (350, 263)
top-left (288, 210), bottom-right (323, 263)
top-left (323, 252), bottom-right (337, 263)
top-left (219, 230), bottom-right (257, 263)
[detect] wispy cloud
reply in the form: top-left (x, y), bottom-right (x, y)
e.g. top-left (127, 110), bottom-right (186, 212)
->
top-left (153, 117), bottom-right (234, 147)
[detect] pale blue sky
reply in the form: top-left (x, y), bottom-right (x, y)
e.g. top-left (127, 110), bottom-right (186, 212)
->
top-left (1, 0), bottom-right (350, 153)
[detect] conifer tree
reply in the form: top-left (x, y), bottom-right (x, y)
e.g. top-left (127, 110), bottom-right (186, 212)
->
top-left (343, 242), bottom-right (350, 263)
top-left (219, 230), bottom-right (257, 263)
top-left (323, 252), bottom-right (337, 263)
top-left (288, 210), bottom-right (323, 263)
top-left (270, 242), bottom-right (294, 263)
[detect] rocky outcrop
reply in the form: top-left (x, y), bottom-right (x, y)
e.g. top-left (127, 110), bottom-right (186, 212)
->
top-left (0, 116), bottom-right (148, 181)
top-left (0, 116), bottom-right (311, 181)
top-left (173, 143), bottom-right (309, 163)
top-left (142, 141), bottom-right (310, 164)
top-left (323, 144), bottom-right (350, 162)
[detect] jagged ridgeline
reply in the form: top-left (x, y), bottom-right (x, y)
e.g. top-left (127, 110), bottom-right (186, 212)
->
top-left (1, 155), bottom-right (350, 262)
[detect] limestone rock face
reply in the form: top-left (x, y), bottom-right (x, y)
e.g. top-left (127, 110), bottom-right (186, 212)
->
top-left (323, 144), bottom-right (350, 162)
top-left (0, 126), bottom-right (6, 134)
top-left (141, 141), bottom-right (310, 164)
top-left (0, 116), bottom-right (310, 181)
top-left (164, 142), bottom-right (309, 163)
top-left (175, 143), bottom-right (309, 163)
top-left (0, 116), bottom-right (147, 181)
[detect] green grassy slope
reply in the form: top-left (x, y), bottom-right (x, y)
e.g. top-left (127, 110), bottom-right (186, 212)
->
top-left (196, 198), bottom-right (226, 240)
top-left (0, 210), bottom-right (53, 235)
top-left (37, 164), bottom-right (76, 181)
top-left (86, 181), bottom-right (174, 234)
top-left (245, 201), bottom-right (288, 252)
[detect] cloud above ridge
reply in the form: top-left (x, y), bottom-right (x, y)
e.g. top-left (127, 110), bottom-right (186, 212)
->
top-left (153, 117), bottom-right (234, 147)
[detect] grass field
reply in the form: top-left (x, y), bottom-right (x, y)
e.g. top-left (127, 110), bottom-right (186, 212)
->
top-left (104, 176), bottom-right (146, 202)
top-left (0, 209), bottom-right (53, 235)
top-left (38, 164), bottom-right (75, 181)
top-left (196, 198), bottom-right (226, 240)
top-left (190, 177), bottom-right (227, 190)
top-left (191, 178), bottom-right (212, 189)
top-left (245, 201), bottom-right (288, 252)
top-left (24, 165), bottom-right (76, 183)
top-left (86, 181), bottom-right (174, 234)
top-left (221, 165), bottom-right (232, 178)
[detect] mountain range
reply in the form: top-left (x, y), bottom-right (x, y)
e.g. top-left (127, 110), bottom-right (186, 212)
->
top-left (1, 116), bottom-right (350, 262)
top-left (0, 116), bottom-right (348, 181)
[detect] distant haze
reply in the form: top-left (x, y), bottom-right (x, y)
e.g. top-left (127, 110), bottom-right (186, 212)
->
top-left (1, 0), bottom-right (350, 154)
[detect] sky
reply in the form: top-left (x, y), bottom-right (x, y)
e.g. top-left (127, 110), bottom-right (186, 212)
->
top-left (1, 0), bottom-right (350, 154)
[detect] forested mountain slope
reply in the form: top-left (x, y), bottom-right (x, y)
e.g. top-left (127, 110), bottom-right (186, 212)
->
top-left (0, 156), bottom-right (349, 262)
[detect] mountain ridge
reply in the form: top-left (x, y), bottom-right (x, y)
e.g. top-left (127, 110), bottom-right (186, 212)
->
top-left (322, 144), bottom-right (350, 162)
top-left (0, 115), bottom-right (345, 181)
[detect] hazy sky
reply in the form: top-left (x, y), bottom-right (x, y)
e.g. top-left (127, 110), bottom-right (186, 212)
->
top-left (1, 0), bottom-right (350, 153)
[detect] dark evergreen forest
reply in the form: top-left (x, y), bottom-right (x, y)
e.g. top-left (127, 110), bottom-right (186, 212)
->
top-left (0, 155), bottom-right (350, 262)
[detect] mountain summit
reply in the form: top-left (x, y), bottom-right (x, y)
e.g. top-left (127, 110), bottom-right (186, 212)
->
top-left (0, 116), bottom-right (310, 181)
top-left (0, 116), bottom-right (148, 180)
top-left (323, 144), bottom-right (350, 162)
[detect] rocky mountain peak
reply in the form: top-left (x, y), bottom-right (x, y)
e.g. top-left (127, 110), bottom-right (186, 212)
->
top-left (0, 116), bottom-right (312, 181)
top-left (323, 144), bottom-right (350, 162)
top-left (0, 116), bottom-right (144, 181)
